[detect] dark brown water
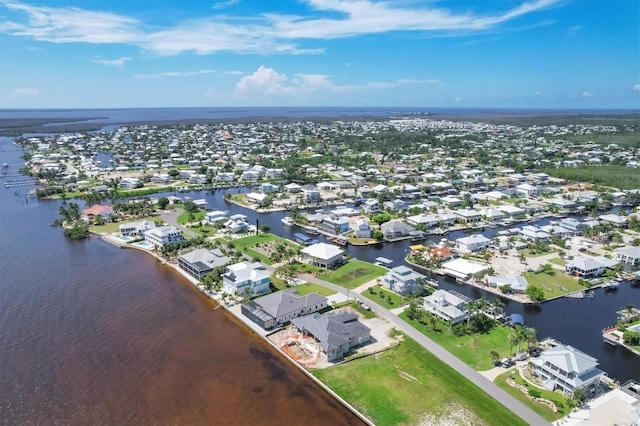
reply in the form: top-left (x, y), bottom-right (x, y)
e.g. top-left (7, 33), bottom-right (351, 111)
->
top-left (0, 140), bottom-right (361, 425)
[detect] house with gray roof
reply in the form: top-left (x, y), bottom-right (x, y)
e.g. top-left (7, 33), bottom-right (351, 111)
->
top-left (382, 265), bottom-right (427, 295)
top-left (291, 311), bottom-right (371, 361)
top-left (613, 246), bottom-right (640, 267)
top-left (241, 290), bottom-right (328, 330)
top-left (423, 289), bottom-right (470, 324)
top-left (178, 248), bottom-right (231, 280)
top-left (300, 243), bottom-right (344, 269)
top-left (222, 261), bottom-right (271, 296)
top-left (531, 344), bottom-right (605, 397)
top-left (486, 275), bottom-right (529, 293)
top-left (565, 256), bottom-right (605, 278)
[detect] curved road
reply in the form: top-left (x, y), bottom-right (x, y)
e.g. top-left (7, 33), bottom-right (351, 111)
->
top-left (300, 273), bottom-right (550, 426)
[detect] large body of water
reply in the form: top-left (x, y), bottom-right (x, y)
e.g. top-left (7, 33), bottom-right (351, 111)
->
top-left (0, 138), bottom-right (361, 425)
top-left (1, 107), bottom-right (638, 424)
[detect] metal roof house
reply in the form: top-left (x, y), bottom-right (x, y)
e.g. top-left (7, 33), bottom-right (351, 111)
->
top-left (292, 311), bottom-right (371, 361)
top-left (531, 344), bottom-right (605, 397)
top-left (241, 290), bottom-right (328, 330)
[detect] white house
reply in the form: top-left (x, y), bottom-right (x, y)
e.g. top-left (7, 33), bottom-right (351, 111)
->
top-left (565, 256), bottom-right (605, 278)
top-left (300, 243), bottom-right (344, 269)
top-left (520, 225), bottom-right (550, 242)
top-left (143, 225), bottom-right (184, 248)
top-left (515, 183), bottom-right (539, 198)
top-left (613, 246), bottom-right (640, 266)
top-left (455, 234), bottom-right (492, 253)
top-left (119, 220), bottom-right (156, 236)
top-left (382, 265), bottom-right (427, 295)
top-left (222, 261), bottom-right (271, 296)
top-left (531, 344), bottom-right (605, 397)
top-left (352, 218), bottom-right (372, 239)
top-left (423, 289), bottom-right (470, 324)
top-left (206, 210), bottom-right (228, 225)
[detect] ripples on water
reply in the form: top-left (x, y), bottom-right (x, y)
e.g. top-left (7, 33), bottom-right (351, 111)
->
top-left (0, 141), bottom-right (361, 425)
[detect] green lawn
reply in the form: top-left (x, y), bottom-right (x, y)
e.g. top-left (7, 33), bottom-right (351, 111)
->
top-left (229, 193), bottom-right (250, 206)
top-left (494, 371), bottom-right (570, 422)
top-left (293, 282), bottom-right (337, 297)
top-left (363, 285), bottom-right (406, 309)
top-left (313, 334), bottom-right (527, 426)
top-left (177, 209), bottom-right (207, 224)
top-left (331, 300), bottom-right (377, 319)
top-left (519, 248), bottom-right (557, 258)
top-left (548, 257), bottom-right (567, 266)
top-left (524, 271), bottom-right (583, 299)
top-left (90, 216), bottom-right (162, 234)
top-left (318, 259), bottom-right (387, 289)
top-left (230, 233), bottom-right (297, 265)
top-left (399, 311), bottom-right (513, 370)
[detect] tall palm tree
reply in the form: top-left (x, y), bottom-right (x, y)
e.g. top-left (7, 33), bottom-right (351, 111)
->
top-left (522, 327), bottom-right (538, 349)
top-left (507, 330), bottom-right (519, 357)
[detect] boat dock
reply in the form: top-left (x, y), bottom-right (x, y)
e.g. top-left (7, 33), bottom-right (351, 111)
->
top-left (374, 257), bottom-right (393, 268)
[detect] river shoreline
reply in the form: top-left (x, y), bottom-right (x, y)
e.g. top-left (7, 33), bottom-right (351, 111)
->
top-left (98, 232), bottom-right (374, 426)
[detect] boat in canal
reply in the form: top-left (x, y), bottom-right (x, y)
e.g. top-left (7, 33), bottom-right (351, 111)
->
top-left (604, 279), bottom-right (620, 291)
top-left (281, 216), bottom-right (294, 226)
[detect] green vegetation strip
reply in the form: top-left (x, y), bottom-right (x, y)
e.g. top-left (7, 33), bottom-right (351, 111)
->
top-left (318, 259), bottom-right (387, 289)
top-left (364, 285), bottom-right (406, 309)
top-left (399, 311), bottom-right (513, 370)
top-left (544, 165), bottom-right (640, 190)
top-left (494, 371), bottom-right (570, 422)
top-left (231, 233), bottom-right (296, 265)
top-left (314, 333), bottom-right (527, 426)
top-left (523, 271), bottom-right (583, 299)
top-left (293, 282), bottom-right (337, 297)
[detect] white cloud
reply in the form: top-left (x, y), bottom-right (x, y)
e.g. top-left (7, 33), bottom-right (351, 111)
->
top-left (135, 69), bottom-right (217, 79)
top-left (368, 82), bottom-right (398, 89)
top-left (453, 96), bottom-right (463, 102)
top-left (205, 88), bottom-right (217, 98)
top-left (580, 91), bottom-right (594, 98)
top-left (567, 25), bottom-right (582, 35)
top-left (212, 0), bottom-right (239, 10)
top-left (92, 56), bottom-right (131, 67)
top-left (0, 0), bottom-right (563, 56)
top-left (234, 65), bottom-right (361, 98)
top-left (10, 87), bottom-right (38, 96)
top-left (633, 84), bottom-right (640, 92)
top-left (397, 78), bottom-right (445, 86)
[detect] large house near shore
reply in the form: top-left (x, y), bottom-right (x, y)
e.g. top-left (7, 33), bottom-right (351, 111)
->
top-left (291, 311), bottom-right (371, 361)
top-left (381, 265), bottom-right (427, 295)
top-left (83, 204), bottom-right (115, 221)
top-left (241, 290), bottom-right (328, 330)
top-left (143, 225), bottom-right (184, 248)
top-left (423, 289), bottom-right (470, 324)
top-left (531, 344), bottom-right (605, 397)
top-left (300, 243), bottom-right (344, 269)
top-left (222, 261), bottom-right (271, 296)
top-left (178, 248), bottom-right (231, 281)
top-left (119, 219), bottom-right (155, 236)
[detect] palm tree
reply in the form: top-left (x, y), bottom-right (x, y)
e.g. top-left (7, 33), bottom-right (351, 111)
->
top-left (507, 330), bottom-right (519, 357)
top-left (522, 327), bottom-right (538, 350)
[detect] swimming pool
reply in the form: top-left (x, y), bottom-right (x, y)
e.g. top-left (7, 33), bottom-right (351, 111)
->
top-left (133, 241), bottom-right (153, 249)
top-left (118, 235), bottom-right (133, 242)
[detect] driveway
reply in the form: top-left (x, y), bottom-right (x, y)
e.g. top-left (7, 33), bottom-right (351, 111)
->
top-left (300, 273), bottom-right (550, 426)
top-left (159, 208), bottom-right (199, 238)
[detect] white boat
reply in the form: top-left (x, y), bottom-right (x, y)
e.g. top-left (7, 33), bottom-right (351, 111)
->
top-left (604, 279), bottom-right (620, 290)
top-left (281, 216), bottom-right (294, 226)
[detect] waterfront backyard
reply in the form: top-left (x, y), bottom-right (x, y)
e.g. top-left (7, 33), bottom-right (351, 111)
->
top-left (313, 333), bottom-right (527, 426)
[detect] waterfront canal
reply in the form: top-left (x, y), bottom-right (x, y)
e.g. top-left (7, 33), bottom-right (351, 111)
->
top-left (178, 187), bottom-right (640, 383)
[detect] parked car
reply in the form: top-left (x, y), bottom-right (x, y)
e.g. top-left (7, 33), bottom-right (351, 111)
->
top-left (501, 358), bottom-right (514, 368)
top-left (514, 351), bottom-right (529, 361)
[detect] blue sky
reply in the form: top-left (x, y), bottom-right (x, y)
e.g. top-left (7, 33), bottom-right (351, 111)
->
top-left (0, 0), bottom-right (638, 109)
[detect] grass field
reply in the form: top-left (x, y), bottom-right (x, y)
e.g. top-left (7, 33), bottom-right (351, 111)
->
top-left (523, 271), bottom-right (583, 299)
top-left (543, 165), bottom-right (640, 190)
top-left (494, 371), bottom-right (570, 422)
top-left (364, 285), bottom-right (407, 309)
top-left (548, 258), bottom-right (567, 266)
top-left (399, 311), bottom-right (513, 370)
top-left (230, 233), bottom-right (295, 264)
top-left (177, 209), bottom-right (207, 224)
top-left (313, 333), bottom-right (527, 426)
top-left (293, 282), bottom-right (337, 297)
top-left (318, 259), bottom-right (387, 289)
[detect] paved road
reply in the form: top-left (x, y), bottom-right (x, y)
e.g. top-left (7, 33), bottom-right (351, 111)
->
top-left (300, 273), bottom-right (550, 426)
top-left (159, 208), bottom-right (199, 238)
